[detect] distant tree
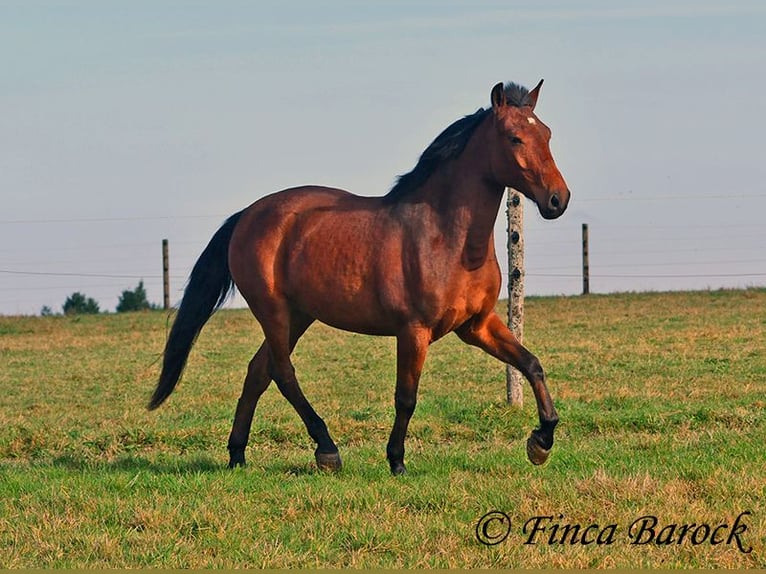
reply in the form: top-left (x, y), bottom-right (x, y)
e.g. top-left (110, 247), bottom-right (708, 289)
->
top-left (40, 305), bottom-right (55, 316)
top-left (63, 292), bottom-right (100, 315)
top-left (116, 280), bottom-right (157, 312)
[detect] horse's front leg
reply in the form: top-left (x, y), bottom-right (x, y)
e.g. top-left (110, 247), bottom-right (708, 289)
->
top-left (456, 312), bottom-right (558, 465)
top-left (386, 327), bottom-right (430, 475)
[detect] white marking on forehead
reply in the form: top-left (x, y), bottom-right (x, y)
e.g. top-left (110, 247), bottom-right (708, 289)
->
top-left (526, 116), bottom-right (537, 125)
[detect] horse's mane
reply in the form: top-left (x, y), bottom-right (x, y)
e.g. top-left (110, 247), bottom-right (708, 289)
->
top-left (383, 82), bottom-right (531, 204)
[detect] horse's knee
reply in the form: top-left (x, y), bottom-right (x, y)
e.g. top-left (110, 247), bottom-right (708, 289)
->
top-left (394, 392), bottom-right (417, 416)
top-left (269, 363), bottom-right (296, 389)
top-left (522, 354), bottom-right (545, 383)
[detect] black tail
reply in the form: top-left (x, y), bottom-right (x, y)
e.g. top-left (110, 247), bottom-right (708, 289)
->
top-left (148, 210), bottom-right (245, 410)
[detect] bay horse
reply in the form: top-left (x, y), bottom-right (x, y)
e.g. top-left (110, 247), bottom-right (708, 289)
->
top-left (149, 80), bottom-right (570, 475)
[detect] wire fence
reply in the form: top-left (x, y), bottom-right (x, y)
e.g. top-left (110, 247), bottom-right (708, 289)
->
top-left (1, 200), bottom-right (765, 315)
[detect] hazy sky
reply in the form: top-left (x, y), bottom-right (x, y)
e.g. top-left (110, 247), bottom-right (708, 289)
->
top-left (2, 1), bottom-right (765, 315)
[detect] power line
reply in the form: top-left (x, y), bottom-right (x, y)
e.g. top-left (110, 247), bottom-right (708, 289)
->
top-left (529, 272), bottom-right (766, 279)
top-left (0, 281), bottom-right (163, 292)
top-left (593, 245), bottom-right (766, 256)
top-left (0, 269), bottom-right (158, 280)
top-left (578, 193), bottom-right (766, 202)
top-left (0, 214), bottom-right (228, 224)
top-left (0, 239), bottom-right (206, 255)
top-left (533, 258), bottom-right (766, 271)
top-left (595, 222), bottom-right (765, 230)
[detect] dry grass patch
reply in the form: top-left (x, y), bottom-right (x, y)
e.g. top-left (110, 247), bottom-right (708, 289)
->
top-left (0, 289), bottom-right (764, 568)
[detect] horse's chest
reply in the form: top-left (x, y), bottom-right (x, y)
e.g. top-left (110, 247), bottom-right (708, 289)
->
top-left (423, 269), bottom-right (499, 340)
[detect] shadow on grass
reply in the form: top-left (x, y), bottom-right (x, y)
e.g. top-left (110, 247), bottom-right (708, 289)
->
top-left (50, 453), bottom-right (225, 474)
top-left (46, 451), bottom-right (343, 477)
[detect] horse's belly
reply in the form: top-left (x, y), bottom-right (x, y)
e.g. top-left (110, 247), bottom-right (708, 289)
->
top-left (290, 276), bottom-right (399, 335)
top-left (285, 226), bottom-right (403, 336)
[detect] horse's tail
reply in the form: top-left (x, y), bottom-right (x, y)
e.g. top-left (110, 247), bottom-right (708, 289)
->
top-left (148, 209), bottom-right (245, 410)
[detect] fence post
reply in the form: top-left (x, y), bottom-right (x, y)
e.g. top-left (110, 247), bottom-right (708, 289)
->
top-left (162, 239), bottom-right (170, 310)
top-left (506, 189), bottom-right (524, 406)
top-left (582, 223), bottom-right (590, 295)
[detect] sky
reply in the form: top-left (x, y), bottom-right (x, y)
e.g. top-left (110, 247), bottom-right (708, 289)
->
top-left (1, 1), bottom-right (765, 315)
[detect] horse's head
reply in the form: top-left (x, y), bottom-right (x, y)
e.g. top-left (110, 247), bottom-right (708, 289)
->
top-left (488, 80), bottom-right (570, 220)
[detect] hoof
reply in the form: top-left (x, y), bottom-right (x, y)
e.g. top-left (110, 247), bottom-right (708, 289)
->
top-left (526, 434), bottom-right (551, 466)
top-left (315, 450), bottom-right (342, 472)
top-left (390, 462), bottom-right (407, 476)
top-left (228, 448), bottom-right (246, 469)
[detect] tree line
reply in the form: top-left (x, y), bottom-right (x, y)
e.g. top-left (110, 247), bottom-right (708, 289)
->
top-left (41, 281), bottom-right (159, 316)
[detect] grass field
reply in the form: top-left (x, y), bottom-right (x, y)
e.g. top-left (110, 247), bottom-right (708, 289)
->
top-left (0, 288), bottom-right (764, 568)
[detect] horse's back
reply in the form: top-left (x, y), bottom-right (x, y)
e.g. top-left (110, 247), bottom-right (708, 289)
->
top-left (228, 185), bottom-right (501, 338)
top-left (228, 186), bottom-right (405, 333)
top-left (238, 185), bottom-right (364, 217)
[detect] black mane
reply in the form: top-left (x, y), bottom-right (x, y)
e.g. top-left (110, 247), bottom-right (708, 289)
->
top-left (383, 82), bottom-right (530, 204)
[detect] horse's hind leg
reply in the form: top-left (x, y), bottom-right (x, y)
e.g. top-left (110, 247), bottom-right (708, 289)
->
top-left (263, 307), bottom-right (341, 471)
top-left (227, 342), bottom-right (271, 468)
top-left (227, 312), bottom-right (315, 469)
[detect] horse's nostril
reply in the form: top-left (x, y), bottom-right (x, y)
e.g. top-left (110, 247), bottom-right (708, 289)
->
top-left (549, 194), bottom-right (560, 209)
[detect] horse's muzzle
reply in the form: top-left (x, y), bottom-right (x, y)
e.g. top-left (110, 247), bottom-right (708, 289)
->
top-left (540, 190), bottom-right (570, 219)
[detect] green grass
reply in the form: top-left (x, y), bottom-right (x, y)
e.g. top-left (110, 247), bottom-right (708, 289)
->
top-left (0, 289), bottom-right (764, 568)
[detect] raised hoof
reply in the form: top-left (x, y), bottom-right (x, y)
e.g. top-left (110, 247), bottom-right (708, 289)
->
top-left (389, 462), bottom-right (407, 476)
top-left (526, 434), bottom-right (551, 466)
top-left (228, 448), bottom-right (246, 469)
top-left (315, 450), bottom-right (342, 472)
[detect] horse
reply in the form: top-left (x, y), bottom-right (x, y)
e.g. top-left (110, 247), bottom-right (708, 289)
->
top-left (149, 80), bottom-right (570, 475)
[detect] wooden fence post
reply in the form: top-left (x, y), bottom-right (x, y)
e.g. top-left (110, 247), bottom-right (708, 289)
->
top-left (506, 189), bottom-right (524, 406)
top-left (162, 239), bottom-right (170, 310)
top-left (582, 223), bottom-right (590, 295)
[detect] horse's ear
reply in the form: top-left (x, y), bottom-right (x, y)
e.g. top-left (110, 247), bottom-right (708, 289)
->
top-left (527, 79), bottom-right (544, 111)
top-left (491, 82), bottom-right (506, 109)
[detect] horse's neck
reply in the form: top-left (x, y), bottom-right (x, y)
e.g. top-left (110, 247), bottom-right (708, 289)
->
top-left (423, 128), bottom-right (505, 269)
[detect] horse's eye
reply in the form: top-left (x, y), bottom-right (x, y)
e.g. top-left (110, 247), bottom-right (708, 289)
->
top-left (509, 135), bottom-right (523, 145)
